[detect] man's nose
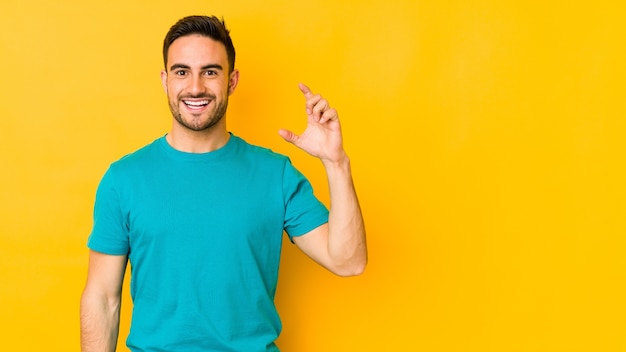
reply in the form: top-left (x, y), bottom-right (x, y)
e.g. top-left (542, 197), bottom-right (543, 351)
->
top-left (188, 75), bottom-right (205, 95)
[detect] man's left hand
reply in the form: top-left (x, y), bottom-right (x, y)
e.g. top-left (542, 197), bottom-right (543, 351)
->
top-left (278, 83), bottom-right (347, 164)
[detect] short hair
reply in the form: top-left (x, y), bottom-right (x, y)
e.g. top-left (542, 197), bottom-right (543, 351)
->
top-left (163, 15), bottom-right (236, 73)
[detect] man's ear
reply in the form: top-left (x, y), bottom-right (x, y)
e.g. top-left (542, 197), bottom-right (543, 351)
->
top-left (160, 70), bottom-right (168, 93)
top-left (228, 69), bottom-right (240, 95)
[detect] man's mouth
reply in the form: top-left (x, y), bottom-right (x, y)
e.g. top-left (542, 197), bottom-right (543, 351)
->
top-left (183, 99), bottom-right (210, 110)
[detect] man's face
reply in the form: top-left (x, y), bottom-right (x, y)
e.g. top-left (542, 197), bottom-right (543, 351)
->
top-left (161, 34), bottom-right (238, 132)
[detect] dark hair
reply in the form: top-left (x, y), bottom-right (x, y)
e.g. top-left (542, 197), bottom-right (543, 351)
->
top-left (163, 15), bottom-right (236, 73)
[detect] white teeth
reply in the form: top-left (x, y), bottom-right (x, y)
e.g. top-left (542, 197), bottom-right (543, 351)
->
top-left (184, 100), bottom-right (209, 106)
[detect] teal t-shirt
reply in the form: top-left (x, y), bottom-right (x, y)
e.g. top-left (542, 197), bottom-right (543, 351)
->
top-left (88, 134), bottom-right (329, 351)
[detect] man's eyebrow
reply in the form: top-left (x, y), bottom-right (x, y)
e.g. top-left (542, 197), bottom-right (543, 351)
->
top-left (168, 63), bottom-right (224, 71)
top-left (201, 64), bottom-right (224, 71)
top-left (169, 63), bottom-right (190, 71)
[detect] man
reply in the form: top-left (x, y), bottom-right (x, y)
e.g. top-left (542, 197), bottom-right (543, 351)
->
top-left (80, 15), bottom-right (366, 352)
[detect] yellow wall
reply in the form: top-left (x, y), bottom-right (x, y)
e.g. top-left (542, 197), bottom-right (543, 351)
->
top-left (1, 0), bottom-right (625, 350)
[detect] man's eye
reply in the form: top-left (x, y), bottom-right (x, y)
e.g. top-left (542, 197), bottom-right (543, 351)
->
top-left (175, 70), bottom-right (186, 76)
top-left (205, 70), bottom-right (217, 76)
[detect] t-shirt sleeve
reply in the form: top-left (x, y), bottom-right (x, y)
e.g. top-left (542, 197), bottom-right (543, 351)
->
top-left (282, 159), bottom-right (329, 242)
top-left (87, 166), bottom-right (130, 255)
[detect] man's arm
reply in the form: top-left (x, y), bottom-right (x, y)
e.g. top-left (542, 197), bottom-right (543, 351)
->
top-left (80, 250), bottom-right (128, 351)
top-left (292, 157), bottom-right (367, 276)
top-left (279, 83), bottom-right (367, 277)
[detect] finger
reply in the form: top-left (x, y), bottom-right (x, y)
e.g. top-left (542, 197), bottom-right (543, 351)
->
top-left (305, 94), bottom-right (322, 117)
top-left (278, 128), bottom-right (299, 144)
top-left (299, 83), bottom-right (314, 99)
top-left (320, 108), bottom-right (338, 123)
top-left (312, 98), bottom-right (329, 121)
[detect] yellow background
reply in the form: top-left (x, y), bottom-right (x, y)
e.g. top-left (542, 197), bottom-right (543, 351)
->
top-left (1, 0), bottom-right (625, 351)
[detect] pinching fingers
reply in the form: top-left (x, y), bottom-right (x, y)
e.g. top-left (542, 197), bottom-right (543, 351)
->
top-left (298, 83), bottom-right (338, 123)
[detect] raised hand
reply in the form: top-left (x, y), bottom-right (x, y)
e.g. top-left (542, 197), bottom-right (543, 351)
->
top-left (278, 83), bottom-right (347, 164)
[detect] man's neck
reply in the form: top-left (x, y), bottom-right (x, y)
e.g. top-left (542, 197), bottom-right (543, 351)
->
top-left (166, 126), bottom-right (230, 153)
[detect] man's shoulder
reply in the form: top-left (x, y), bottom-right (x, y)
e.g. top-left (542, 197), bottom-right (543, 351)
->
top-left (107, 136), bottom-right (163, 172)
top-left (232, 134), bottom-right (290, 163)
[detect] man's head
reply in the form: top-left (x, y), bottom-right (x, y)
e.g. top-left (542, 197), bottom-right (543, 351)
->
top-left (161, 15), bottom-right (239, 133)
top-left (163, 16), bottom-right (236, 74)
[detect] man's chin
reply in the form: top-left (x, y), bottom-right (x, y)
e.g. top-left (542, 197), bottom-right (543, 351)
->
top-left (175, 114), bottom-right (223, 132)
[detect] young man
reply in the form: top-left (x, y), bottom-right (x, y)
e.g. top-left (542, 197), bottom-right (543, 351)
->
top-left (80, 15), bottom-right (367, 351)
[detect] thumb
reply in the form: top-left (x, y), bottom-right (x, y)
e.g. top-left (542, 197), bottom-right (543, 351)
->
top-left (278, 129), bottom-right (299, 144)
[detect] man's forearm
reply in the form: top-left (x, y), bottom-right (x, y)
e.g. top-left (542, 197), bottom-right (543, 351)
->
top-left (323, 156), bottom-right (367, 276)
top-left (80, 294), bottom-right (121, 352)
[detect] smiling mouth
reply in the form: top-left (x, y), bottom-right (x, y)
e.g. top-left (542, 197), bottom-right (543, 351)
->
top-left (183, 99), bottom-right (210, 109)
